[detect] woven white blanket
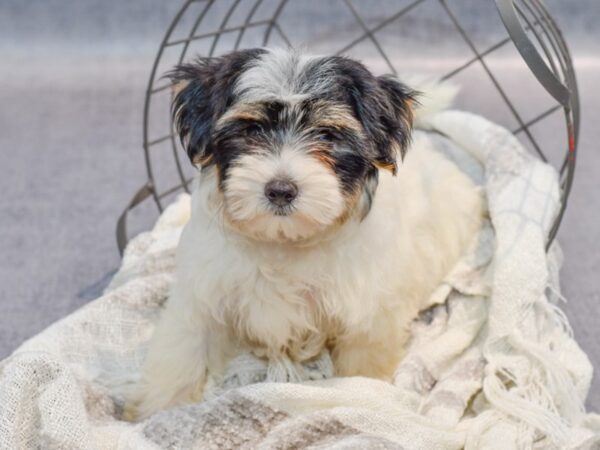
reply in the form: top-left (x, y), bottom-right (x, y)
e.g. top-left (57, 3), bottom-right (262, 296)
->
top-left (1, 110), bottom-right (599, 450)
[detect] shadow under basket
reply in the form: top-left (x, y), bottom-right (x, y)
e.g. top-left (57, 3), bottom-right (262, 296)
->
top-left (116, 0), bottom-right (580, 256)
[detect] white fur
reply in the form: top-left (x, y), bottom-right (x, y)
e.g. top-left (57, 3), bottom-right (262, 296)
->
top-left (128, 50), bottom-right (483, 419)
top-left (129, 132), bottom-right (483, 419)
top-left (224, 146), bottom-right (345, 242)
top-left (235, 48), bottom-right (335, 103)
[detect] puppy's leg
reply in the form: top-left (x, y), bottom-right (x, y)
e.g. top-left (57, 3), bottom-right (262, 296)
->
top-left (332, 307), bottom-right (414, 381)
top-left (332, 335), bottom-right (407, 381)
top-left (125, 298), bottom-right (217, 420)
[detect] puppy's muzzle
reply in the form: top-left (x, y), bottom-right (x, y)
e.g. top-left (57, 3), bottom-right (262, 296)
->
top-left (265, 179), bottom-right (298, 207)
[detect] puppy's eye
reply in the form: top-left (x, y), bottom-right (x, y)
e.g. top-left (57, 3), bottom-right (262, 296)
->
top-left (243, 122), bottom-right (264, 137)
top-left (318, 130), bottom-right (337, 143)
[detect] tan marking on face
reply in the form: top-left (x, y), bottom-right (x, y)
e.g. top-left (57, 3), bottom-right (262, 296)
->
top-left (216, 104), bottom-right (267, 128)
top-left (308, 101), bottom-right (363, 136)
top-left (334, 187), bottom-right (364, 226)
top-left (310, 144), bottom-right (336, 170)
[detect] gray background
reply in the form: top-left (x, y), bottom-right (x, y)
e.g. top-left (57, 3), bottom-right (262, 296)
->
top-left (0, 0), bottom-right (599, 410)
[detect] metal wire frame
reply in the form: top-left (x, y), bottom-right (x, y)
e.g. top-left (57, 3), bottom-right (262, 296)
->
top-left (116, 0), bottom-right (579, 255)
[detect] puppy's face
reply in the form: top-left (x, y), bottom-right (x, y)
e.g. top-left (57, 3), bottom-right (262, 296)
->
top-left (172, 48), bottom-right (415, 242)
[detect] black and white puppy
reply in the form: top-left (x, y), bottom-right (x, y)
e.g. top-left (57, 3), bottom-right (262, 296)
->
top-left (128, 48), bottom-right (482, 419)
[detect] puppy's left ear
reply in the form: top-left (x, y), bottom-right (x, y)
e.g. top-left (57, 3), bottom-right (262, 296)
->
top-left (368, 75), bottom-right (417, 174)
top-left (345, 68), bottom-right (416, 175)
top-left (377, 75), bottom-right (417, 162)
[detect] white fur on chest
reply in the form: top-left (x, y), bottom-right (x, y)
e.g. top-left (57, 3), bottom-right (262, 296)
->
top-left (129, 131), bottom-right (483, 420)
top-left (175, 132), bottom-right (480, 365)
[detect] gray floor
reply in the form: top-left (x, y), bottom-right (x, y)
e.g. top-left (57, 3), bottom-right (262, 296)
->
top-left (1, 0), bottom-right (599, 411)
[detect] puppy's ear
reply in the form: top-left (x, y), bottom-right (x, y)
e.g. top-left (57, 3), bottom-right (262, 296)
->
top-left (169, 49), bottom-right (265, 166)
top-left (374, 75), bottom-right (417, 170)
top-left (341, 61), bottom-right (416, 174)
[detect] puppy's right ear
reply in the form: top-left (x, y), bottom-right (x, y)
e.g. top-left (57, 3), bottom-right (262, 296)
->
top-left (169, 49), bottom-right (265, 166)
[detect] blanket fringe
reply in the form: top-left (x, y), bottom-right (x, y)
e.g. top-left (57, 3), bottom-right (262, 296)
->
top-left (482, 293), bottom-right (588, 447)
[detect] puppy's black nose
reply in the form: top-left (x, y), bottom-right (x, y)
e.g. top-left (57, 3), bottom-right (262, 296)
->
top-left (265, 179), bottom-right (298, 206)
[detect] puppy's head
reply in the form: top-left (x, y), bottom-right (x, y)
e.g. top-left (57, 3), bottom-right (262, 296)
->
top-left (171, 48), bottom-right (415, 242)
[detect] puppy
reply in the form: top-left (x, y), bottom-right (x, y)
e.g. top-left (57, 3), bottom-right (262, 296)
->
top-left (128, 48), bottom-right (483, 419)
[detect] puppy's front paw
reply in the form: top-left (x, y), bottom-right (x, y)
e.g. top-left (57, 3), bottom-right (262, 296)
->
top-left (120, 385), bottom-right (155, 422)
top-left (122, 374), bottom-right (208, 422)
top-left (121, 400), bottom-right (141, 422)
top-left (120, 383), bottom-right (170, 422)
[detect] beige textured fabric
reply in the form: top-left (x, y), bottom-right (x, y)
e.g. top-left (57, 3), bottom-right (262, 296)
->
top-left (1, 111), bottom-right (599, 449)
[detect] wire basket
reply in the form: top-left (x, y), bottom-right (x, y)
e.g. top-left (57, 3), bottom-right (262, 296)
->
top-left (117, 0), bottom-right (579, 255)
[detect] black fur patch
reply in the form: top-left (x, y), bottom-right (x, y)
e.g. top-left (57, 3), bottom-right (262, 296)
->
top-left (212, 97), bottom-right (371, 192)
top-left (169, 48), bottom-right (266, 164)
top-left (316, 56), bottom-right (417, 172)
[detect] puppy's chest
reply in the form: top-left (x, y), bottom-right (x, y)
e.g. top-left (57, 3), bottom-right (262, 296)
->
top-left (224, 256), bottom-right (337, 326)
top-left (250, 260), bottom-right (326, 311)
